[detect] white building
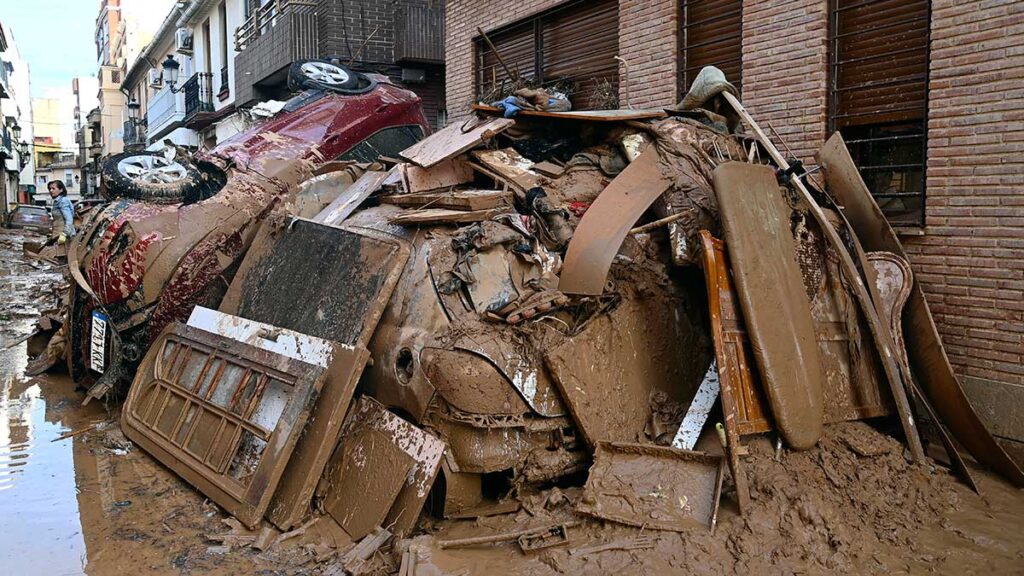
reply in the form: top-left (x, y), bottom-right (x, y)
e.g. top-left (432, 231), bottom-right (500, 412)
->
top-left (0, 20), bottom-right (33, 210)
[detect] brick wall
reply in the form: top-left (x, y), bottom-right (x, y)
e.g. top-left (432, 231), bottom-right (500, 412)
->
top-left (903, 0), bottom-right (1024, 455)
top-left (445, 0), bottom-right (677, 116)
top-left (741, 0), bottom-right (828, 166)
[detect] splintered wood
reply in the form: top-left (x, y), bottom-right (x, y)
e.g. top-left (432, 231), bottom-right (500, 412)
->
top-left (399, 116), bottom-right (515, 168)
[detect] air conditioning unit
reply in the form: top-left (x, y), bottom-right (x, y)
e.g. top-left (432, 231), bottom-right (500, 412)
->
top-left (175, 28), bottom-right (193, 54)
top-left (148, 68), bottom-right (163, 88)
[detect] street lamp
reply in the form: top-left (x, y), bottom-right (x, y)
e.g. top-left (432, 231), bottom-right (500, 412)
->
top-left (162, 54), bottom-right (183, 93)
top-left (18, 140), bottom-right (28, 169)
top-left (11, 122), bottom-right (21, 141)
top-left (126, 96), bottom-right (145, 150)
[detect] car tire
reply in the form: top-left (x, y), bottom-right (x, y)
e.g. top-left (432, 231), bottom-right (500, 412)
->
top-left (287, 59), bottom-right (376, 94)
top-left (101, 151), bottom-right (204, 204)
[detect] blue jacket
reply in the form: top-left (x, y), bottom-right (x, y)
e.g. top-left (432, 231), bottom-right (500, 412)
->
top-left (53, 195), bottom-right (76, 237)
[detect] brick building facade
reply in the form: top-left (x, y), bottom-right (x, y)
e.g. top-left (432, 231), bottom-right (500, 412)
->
top-left (446, 0), bottom-right (1024, 456)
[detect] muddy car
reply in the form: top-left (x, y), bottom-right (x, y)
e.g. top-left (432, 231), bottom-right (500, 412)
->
top-left (5, 204), bottom-right (51, 234)
top-left (68, 61), bottom-right (429, 397)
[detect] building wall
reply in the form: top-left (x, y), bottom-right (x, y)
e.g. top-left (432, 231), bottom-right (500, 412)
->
top-left (444, 0), bottom-right (1024, 456)
top-left (902, 0), bottom-right (1024, 458)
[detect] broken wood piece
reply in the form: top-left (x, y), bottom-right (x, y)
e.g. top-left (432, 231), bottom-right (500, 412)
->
top-left (399, 116), bottom-right (515, 168)
top-left (577, 442), bottom-right (724, 532)
top-left (252, 525), bottom-right (280, 551)
top-left (532, 160), bottom-right (565, 178)
top-left (341, 526), bottom-right (392, 575)
top-left (381, 189), bottom-right (512, 211)
top-left (438, 521), bottom-right (580, 550)
top-left (51, 423), bottom-right (98, 442)
top-left (628, 211), bottom-right (688, 235)
top-left (399, 156), bottom-right (474, 194)
top-left (722, 90), bottom-right (926, 463)
top-left (389, 207), bottom-right (509, 226)
top-left (569, 536), bottom-right (657, 556)
top-left (558, 149), bottom-right (672, 295)
top-left (313, 169), bottom-right (390, 226)
top-left (470, 148), bottom-right (542, 191)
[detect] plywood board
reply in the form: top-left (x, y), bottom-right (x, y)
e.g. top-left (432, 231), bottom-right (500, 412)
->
top-left (389, 207), bottom-right (508, 226)
top-left (381, 189), bottom-right (512, 211)
top-left (313, 169), bottom-right (390, 226)
top-left (469, 148), bottom-right (542, 191)
top-left (714, 162), bottom-right (824, 450)
top-left (400, 157), bottom-right (474, 193)
top-left (399, 116), bottom-right (515, 168)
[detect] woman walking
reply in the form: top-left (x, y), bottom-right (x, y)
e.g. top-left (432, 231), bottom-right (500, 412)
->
top-left (47, 180), bottom-right (76, 244)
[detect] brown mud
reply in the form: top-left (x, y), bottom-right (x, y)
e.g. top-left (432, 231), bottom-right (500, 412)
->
top-left (2, 227), bottom-right (1023, 575)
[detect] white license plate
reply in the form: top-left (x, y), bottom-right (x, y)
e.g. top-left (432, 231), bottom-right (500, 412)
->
top-left (90, 311), bottom-right (107, 373)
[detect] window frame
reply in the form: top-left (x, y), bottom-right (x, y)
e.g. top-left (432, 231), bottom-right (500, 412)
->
top-left (827, 0), bottom-right (931, 230)
top-left (678, 0), bottom-right (743, 96)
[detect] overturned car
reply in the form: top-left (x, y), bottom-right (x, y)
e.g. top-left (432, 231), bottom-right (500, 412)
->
top-left (68, 62), bottom-right (429, 399)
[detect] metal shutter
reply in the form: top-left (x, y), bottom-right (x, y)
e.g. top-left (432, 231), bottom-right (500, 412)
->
top-left (831, 0), bottom-right (929, 128)
top-left (680, 0), bottom-right (743, 91)
top-left (475, 0), bottom-right (620, 110)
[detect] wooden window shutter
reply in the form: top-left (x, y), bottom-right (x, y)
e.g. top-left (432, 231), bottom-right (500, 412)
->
top-left (680, 0), bottom-right (743, 92)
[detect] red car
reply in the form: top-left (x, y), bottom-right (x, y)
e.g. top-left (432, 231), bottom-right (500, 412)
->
top-left (68, 62), bottom-right (429, 394)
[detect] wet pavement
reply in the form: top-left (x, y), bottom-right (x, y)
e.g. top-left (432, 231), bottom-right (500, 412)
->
top-left (1, 227), bottom-right (1023, 575)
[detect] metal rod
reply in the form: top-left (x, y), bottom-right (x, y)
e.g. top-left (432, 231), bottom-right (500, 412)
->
top-left (477, 26), bottom-right (517, 82)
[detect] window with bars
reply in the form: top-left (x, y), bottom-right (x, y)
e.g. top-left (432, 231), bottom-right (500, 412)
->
top-left (829, 0), bottom-right (930, 227)
top-left (679, 0), bottom-right (743, 93)
top-left (474, 0), bottom-right (619, 110)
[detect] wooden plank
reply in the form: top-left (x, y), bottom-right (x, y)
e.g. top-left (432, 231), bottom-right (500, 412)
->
top-left (714, 162), bottom-right (824, 451)
top-left (313, 169), bottom-right (390, 226)
top-left (473, 104), bottom-right (667, 121)
top-left (399, 116), bottom-right (515, 168)
top-left (559, 149), bottom-right (672, 295)
top-left (721, 91), bottom-right (925, 463)
top-left (470, 148), bottom-right (542, 191)
top-left (388, 207), bottom-right (508, 226)
top-left (533, 161), bottom-right (565, 178)
top-left (381, 189), bottom-right (513, 211)
top-left (400, 157), bottom-right (474, 193)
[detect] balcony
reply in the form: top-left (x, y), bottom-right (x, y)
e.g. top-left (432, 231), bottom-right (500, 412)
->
top-left (183, 72), bottom-right (214, 122)
top-left (123, 120), bottom-right (147, 149)
top-left (233, 0), bottom-right (318, 106)
top-left (0, 60), bottom-right (9, 99)
top-left (395, 4), bottom-right (445, 64)
top-left (147, 84), bottom-right (187, 141)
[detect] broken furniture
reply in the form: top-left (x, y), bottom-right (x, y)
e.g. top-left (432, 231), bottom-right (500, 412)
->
top-left (218, 217), bottom-right (411, 529)
top-left (320, 396), bottom-right (445, 539)
top-left (818, 132), bottom-right (1021, 486)
top-left (577, 442), bottom-right (724, 532)
top-left (121, 316), bottom-right (350, 529)
top-left (713, 162), bottom-right (825, 450)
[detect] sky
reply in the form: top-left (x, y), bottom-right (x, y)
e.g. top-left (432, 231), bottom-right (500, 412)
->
top-left (1, 0), bottom-right (99, 98)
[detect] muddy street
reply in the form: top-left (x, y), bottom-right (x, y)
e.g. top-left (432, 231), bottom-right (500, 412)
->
top-left (2, 228), bottom-right (1023, 575)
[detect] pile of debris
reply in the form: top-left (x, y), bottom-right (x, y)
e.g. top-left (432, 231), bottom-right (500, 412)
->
top-left (97, 66), bottom-right (1022, 572)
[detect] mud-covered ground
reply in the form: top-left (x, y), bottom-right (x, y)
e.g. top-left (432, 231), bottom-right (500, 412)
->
top-left (1, 227), bottom-right (1022, 575)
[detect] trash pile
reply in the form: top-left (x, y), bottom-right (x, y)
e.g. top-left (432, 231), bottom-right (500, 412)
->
top-left (47, 66), bottom-right (1024, 572)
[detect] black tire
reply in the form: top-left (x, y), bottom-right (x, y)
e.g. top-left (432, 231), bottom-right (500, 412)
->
top-left (287, 59), bottom-right (376, 94)
top-left (100, 151), bottom-right (203, 204)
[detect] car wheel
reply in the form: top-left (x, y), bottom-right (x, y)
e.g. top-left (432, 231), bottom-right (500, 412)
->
top-left (101, 151), bottom-right (203, 204)
top-left (287, 59), bottom-right (376, 94)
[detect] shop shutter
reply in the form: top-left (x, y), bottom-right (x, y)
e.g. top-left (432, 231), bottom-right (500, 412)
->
top-left (475, 0), bottom-right (620, 110)
top-left (680, 0), bottom-right (743, 92)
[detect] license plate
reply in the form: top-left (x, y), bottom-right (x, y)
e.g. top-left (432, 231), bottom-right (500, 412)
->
top-left (90, 311), bottom-right (107, 373)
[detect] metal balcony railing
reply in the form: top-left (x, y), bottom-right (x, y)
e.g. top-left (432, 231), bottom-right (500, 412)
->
top-left (183, 72), bottom-right (215, 121)
top-left (234, 0), bottom-right (316, 52)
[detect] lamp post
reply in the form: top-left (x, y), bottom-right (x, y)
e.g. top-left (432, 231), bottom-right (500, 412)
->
top-left (162, 54), bottom-right (184, 93)
top-left (18, 141), bottom-right (28, 169)
top-left (11, 122), bottom-right (21, 142)
top-left (126, 97), bottom-right (144, 151)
